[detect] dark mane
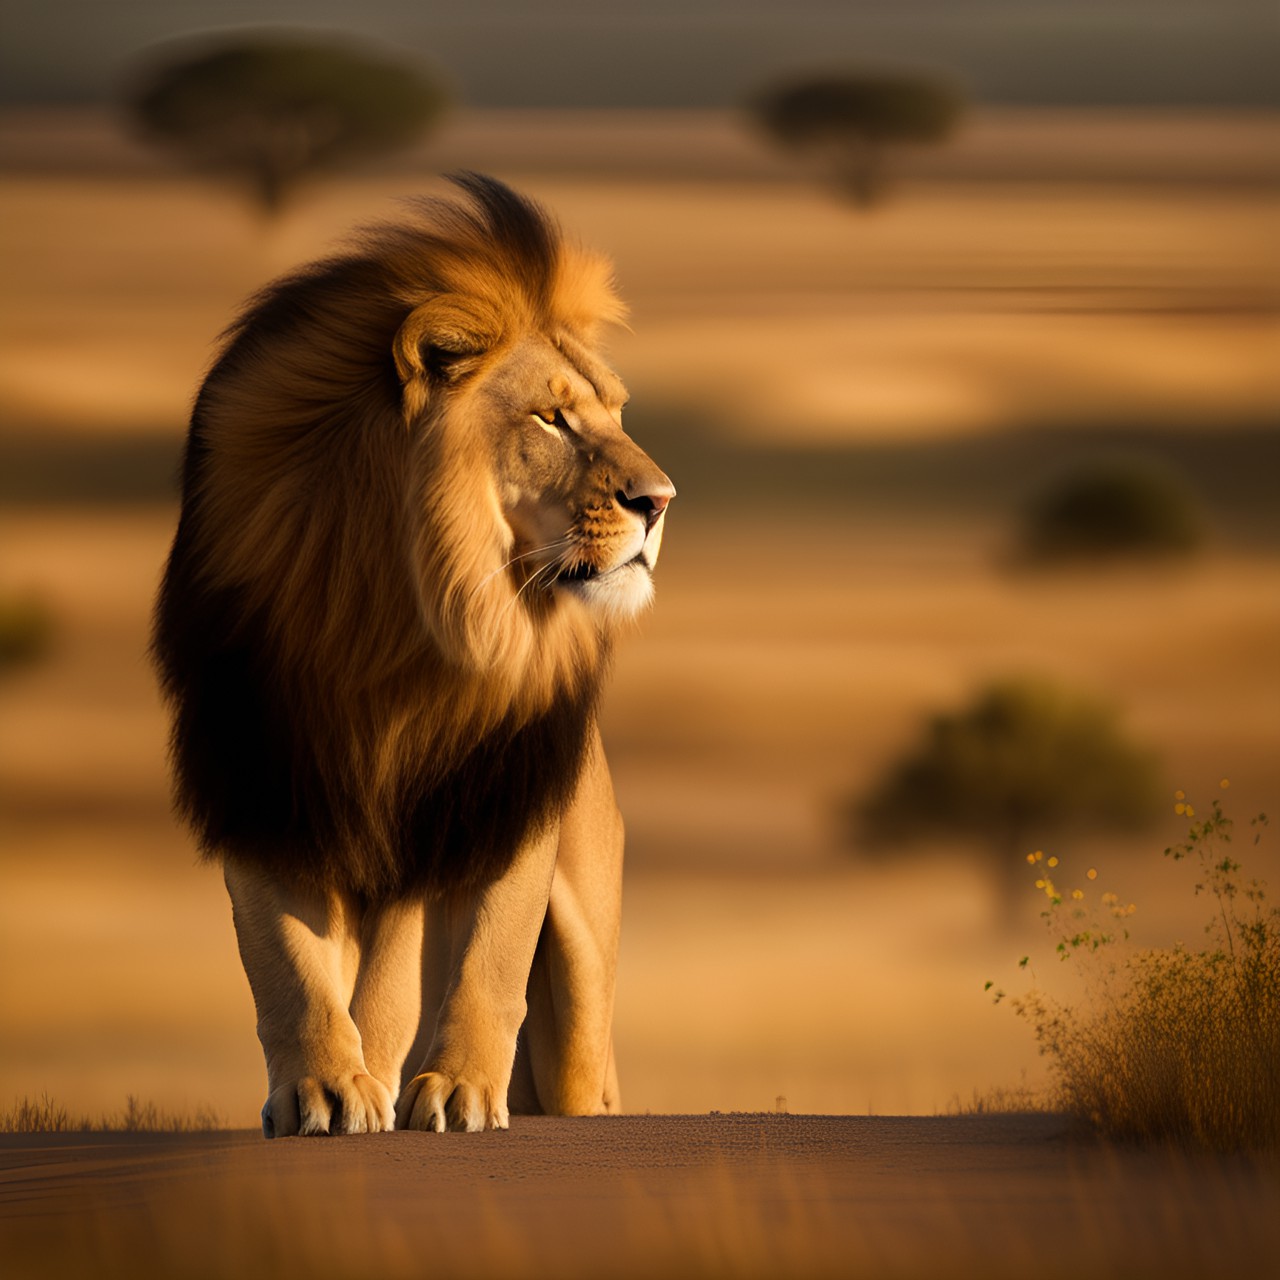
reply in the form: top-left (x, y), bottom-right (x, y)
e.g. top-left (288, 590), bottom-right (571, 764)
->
top-left (157, 576), bottom-right (603, 899)
top-left (152, 175), bottom-right (619, 901)
top-left (432, 171), bottom-right (559, 309)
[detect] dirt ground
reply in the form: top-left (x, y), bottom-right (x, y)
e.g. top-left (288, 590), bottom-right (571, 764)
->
top-left (4, 1116), bottom-right (1279, 1280)
top-left (2, 108), bottom-right (1278, 1129)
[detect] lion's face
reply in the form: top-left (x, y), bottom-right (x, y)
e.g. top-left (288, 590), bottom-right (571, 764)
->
top-left (473, 334), bottom-right (674, 625)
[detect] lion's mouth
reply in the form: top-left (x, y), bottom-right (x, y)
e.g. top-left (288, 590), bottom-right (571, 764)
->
top-left (554, 560), bottom-right (602, 585)
top-left (552, 553), bottom-right (649, 590)
top-left (547, 553), bottom-right (655, 618)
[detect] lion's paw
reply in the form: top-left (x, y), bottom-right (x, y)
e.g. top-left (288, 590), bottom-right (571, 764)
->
top-left (262, 1071), bottom-right (395, 1138)
top-left (396, 1071), bottom-right (509, 1133)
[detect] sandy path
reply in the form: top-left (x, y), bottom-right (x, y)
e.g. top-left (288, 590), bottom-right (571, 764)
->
top-left (3, 1116), bottom-right (1276, 1279)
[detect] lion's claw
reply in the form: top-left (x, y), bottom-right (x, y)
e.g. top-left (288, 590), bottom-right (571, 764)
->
top-left (262, 1071), bottom-right (395, 1138)
top-left (396, 1071), bottom-right (509, 1132)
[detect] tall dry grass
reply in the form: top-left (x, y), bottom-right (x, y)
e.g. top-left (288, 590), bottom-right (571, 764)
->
top-left (993, 786), bottom-right (1279, 1153)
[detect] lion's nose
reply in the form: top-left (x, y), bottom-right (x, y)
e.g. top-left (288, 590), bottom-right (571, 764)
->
top-left (616, 485), bottom-right (674, 531)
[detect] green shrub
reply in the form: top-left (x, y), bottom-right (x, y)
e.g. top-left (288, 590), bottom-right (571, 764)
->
top-left (852, 677), bottom-right (1163, 886)
top-left (991, 787), bottom-right (1279, 1153)
top-left (1017, 461), bottom-right (1205, 565)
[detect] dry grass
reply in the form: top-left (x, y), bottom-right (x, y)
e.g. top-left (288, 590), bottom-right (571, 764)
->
top-left (996, 791), bottom-right (1279, 1152)
top-left (2, 1093), bottom-right (225, 1134)
top-left (947, 1084), bottom-right (1048, 1115)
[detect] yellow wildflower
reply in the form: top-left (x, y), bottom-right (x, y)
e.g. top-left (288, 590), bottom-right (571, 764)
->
top-left (1072, 889), bottom-right (1084, 900)
top-left (1047, 856), bottom-right (1059, 868)
top-left (1087, 868), bottom-right (1098, 880)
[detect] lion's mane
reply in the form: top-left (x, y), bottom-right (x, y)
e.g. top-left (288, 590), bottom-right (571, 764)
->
top-left (153, 174), bottom-right (629, 900)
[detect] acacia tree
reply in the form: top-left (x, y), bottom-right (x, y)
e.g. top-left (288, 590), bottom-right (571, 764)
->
top-left (850, 678), bottom-right (1163, 902)
top-left (750, 72), bottom-right (964, 206)
top-left (125, 34), bottom-right (447, 216)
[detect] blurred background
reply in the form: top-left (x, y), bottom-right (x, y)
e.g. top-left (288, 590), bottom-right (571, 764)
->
top-left (2, 0), bottom-right (1277, 1124)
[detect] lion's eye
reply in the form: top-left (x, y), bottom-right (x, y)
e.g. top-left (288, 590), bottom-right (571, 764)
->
top-left (532, 409), bottom-right (567, 431)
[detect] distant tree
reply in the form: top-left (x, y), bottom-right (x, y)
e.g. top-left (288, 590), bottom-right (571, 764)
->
top-left (849, 678), bottom-right (1163, 899)
top-left (0, 591), bottom-right (53, 675)
top-left (124, 33), bottom-right (447, 216)
top-left (1016, 461), bottom-right (1206, 566)
top-left (749, 71), bottom-right (965, 206)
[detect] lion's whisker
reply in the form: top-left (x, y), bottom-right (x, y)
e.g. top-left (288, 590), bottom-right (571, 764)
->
top-left (510, 559), bottom-right (560, 609)
top-left (496, 550), bottom-right (574, 621)
top-left (478, 538), bottom-right (578, 624)
top-left (474, 537), bottom-right (574, 597)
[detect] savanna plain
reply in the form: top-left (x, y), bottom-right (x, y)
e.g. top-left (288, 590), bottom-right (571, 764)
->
top-left (2, 108), bottom-right (1278, 1276)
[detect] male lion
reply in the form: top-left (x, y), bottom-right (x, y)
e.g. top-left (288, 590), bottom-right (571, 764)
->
top-left (153, 174), bottom-right (673, 1136)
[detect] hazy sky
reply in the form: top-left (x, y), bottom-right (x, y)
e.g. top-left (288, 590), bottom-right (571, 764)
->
top-left (2, 1), bottom-right (1275, 107)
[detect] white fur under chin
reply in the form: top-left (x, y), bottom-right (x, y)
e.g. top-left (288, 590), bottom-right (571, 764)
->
top-left (559, 561), bottom-right (654, 623)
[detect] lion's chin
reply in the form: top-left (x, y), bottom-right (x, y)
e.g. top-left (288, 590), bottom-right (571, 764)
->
top-left (555, 559), bottom-right (654, 624)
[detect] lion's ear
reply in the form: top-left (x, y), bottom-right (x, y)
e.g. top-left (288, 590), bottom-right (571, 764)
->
top-left (393, 296), bottom-right (502, 409)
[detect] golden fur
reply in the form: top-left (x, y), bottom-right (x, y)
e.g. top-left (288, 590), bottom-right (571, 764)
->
top-left (153, 174), bottom-right (672, 1133)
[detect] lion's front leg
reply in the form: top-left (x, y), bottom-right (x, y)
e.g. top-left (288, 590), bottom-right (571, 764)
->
top-left (521, 725), bottom-right (624, 1115)
top-left (397, 825), bottom-right (559, 1133)
top-left (224, 861), bottom-right (410, 1138)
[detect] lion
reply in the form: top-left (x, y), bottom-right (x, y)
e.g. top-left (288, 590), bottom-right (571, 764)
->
top-left (152, 174), bottom-right (673, 1136)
